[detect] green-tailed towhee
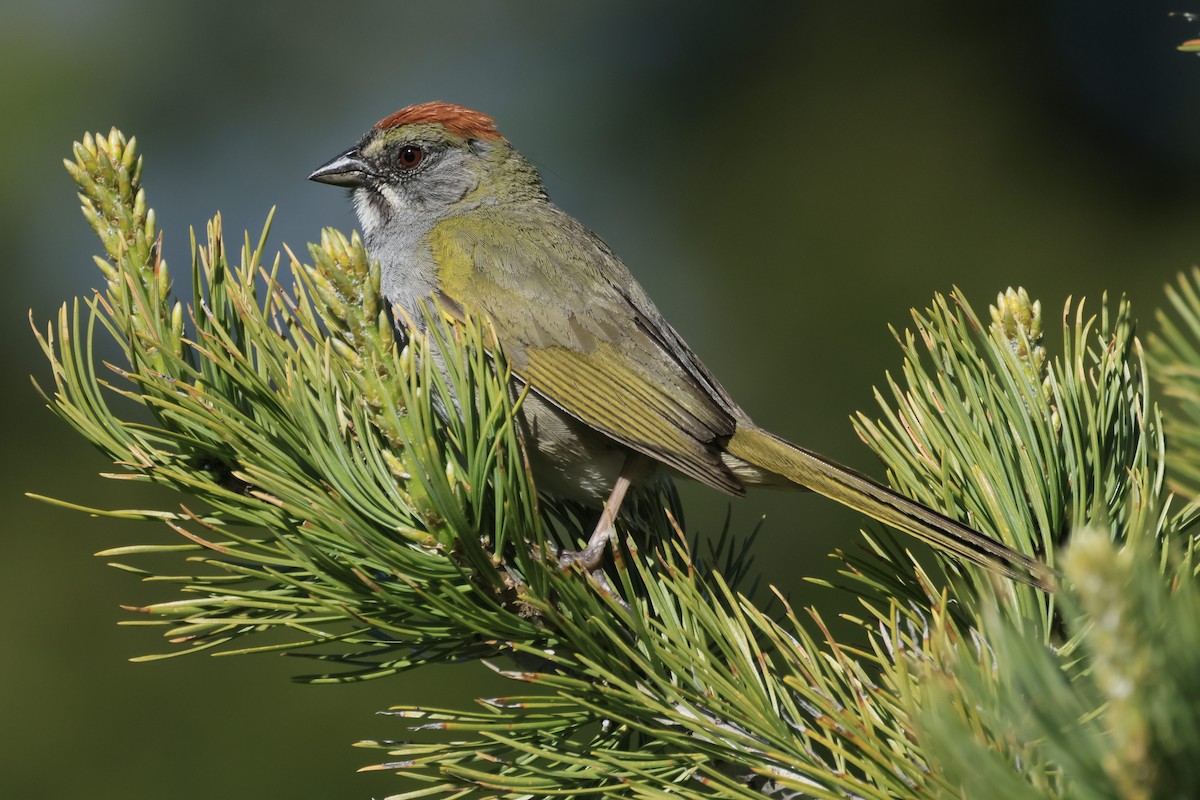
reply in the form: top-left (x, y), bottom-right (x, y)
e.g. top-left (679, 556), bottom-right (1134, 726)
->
top-left (310, 102), bottom-right (1048, 588)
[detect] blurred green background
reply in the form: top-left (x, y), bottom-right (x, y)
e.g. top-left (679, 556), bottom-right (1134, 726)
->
top-left (5, 1), bottom-right (1200, 797)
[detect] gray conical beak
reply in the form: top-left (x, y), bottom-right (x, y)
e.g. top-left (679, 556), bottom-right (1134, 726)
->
top-left (309, 147), bottom-right (369, 187)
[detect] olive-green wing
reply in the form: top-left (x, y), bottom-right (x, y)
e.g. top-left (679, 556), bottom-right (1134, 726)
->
top-left (428, 203), bottom-right (746, 495)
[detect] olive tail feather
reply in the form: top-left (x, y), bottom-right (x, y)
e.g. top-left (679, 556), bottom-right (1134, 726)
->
top-left (725, 425), bottom-right (1053, 590)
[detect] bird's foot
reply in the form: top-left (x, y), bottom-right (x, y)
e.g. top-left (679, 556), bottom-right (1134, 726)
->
top-left (555, 510), bottom-right (631, 611)
top-left (553, 462), bottom-right (637, 612)
top-left (556, 514), bottom-right (613, 572)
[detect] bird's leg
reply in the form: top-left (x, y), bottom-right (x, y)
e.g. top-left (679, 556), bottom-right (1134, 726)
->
top-left (558, 453), bottom-right (639, 572)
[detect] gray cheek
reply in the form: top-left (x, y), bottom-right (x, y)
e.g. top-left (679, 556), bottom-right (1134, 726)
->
top-left (427, 173), bottom-right (476, 206)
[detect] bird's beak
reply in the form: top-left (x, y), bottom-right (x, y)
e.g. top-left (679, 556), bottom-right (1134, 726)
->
top-left (308, 147), bottom-right (369, 187)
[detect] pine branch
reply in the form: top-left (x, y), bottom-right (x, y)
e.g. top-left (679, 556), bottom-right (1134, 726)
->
top-left (914, 529), bottom-right (1200, 800)
top-left (1150, 266), bottom-right (1200, 511)
top-left (37, 130), bottom-right (567, 678)
top-left (32, 129), bottom-right (1200, 799)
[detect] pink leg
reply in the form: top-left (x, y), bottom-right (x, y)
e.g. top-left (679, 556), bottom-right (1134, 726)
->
top-left (558, 454), bottom-right (638, 571)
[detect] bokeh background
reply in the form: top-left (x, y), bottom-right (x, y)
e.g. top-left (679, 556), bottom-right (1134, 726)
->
top-left (5, 1), bottom-right (1200, 797)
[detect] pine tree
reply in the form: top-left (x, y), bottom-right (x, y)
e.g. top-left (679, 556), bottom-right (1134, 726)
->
top-left (31, 128), bottom-right (1200, 799)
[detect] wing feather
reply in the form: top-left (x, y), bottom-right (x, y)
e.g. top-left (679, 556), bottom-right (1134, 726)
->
top-left (429, 203), bottom-right (745, 495)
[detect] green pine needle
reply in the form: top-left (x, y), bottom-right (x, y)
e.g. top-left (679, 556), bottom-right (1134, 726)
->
top-left (31, 128), bottom-right (1200, 799)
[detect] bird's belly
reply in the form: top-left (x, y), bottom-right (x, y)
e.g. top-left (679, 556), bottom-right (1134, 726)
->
top-left (517, 391), bottom-right (657, 503)
top-left (418, 332), bottom-right (659, 504)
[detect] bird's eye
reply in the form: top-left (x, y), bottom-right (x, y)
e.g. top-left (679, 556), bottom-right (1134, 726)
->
top-left (397, 145), bottom-right (424, 169)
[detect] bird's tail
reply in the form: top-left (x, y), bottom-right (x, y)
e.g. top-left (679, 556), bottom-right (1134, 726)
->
top-left (724, 424), bottom-right (1053, 590)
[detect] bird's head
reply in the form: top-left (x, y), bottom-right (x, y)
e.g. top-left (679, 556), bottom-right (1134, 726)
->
top-left (309, 102), bottom-right (545, 236)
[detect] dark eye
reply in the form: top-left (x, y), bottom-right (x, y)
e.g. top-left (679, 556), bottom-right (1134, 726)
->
top-left (397, 145), bottom-right (424, 169)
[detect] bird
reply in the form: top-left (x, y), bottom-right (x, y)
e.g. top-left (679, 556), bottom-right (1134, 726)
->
top-left (309, 101), bottom-right (1048, 589)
